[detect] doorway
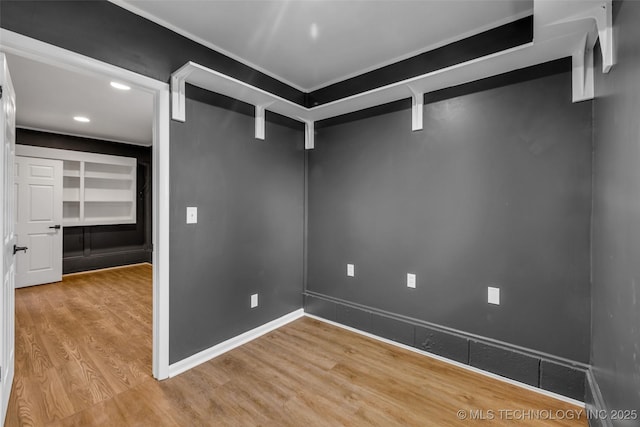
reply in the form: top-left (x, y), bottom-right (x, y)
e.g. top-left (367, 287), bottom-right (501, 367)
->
top-left (0, 28), bottom-right (170, 393)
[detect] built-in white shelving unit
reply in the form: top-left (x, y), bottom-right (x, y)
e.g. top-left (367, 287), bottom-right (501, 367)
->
top-left (16, 145), bottom-right (137, 226)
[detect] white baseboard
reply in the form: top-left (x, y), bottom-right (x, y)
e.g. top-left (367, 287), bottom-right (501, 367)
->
top-left (62, 262), bottom-right (150, 277)
top-left (168, 309), bottom-right (304, 378)
top-left (304, 313), bottom-right (585, 408)
top-left (586, 369), bottom-right (613, 427)
top-left (166, 308), bottom-right (584, 409)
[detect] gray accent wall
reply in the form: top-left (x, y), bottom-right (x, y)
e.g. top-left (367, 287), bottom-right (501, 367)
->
top-left (591, 0), bottom-right (640, 420)
top-left (169, 88), bottom-right (304, 363)
top-left (307, 68), bottom-right (593, 363)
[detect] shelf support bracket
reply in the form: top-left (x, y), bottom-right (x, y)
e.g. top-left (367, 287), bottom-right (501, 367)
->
top-left (595, 0), bottom-right (614, 73)
top-left (170, 69), bottom-right (188, 122)
top-left (409, 86), bottom-right (423, 131)
top-left (303, 119), bottom-right (314, 150)
top-left (572, 34), bottom-right (595, 102)
top-left (254, 102), bottom-right (274, 140)
top-left (555, 0), bottom-right (615, 73)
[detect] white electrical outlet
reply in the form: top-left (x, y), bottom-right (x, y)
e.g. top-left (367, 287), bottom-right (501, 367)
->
top-left (347, 264), bottom-right (355, 277)
top-left (488, 287), bottom-right (500, 305)
top-left (251, 293), bottom-right (258, 308)
top-left (186, 206), bottom-right (198, 224)
top-left (407, 273), bottom-right (416, 288)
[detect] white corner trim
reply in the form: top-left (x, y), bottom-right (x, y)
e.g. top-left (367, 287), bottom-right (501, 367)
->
top-left (152, 86), bottom-right (171, 380)
top-left (304, 313), bottom-right (585, 408)
top-left (168, 309), bottom-right (304, 378)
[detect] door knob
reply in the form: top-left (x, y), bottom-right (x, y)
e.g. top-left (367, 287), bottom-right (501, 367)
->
top-left (13, 245), bottom-right (28, 255)
top-left (48, 225), bottom-right (61, 230)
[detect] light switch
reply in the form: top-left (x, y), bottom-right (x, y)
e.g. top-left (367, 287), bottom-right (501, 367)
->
top-left (186, 207), bottom-right (197, 224)
top-left (407, 273), bottom-right (416, 289)
top-left (251, 294), bottom-right (259, 308)
top-left (488, 287), bottom-right (500, 305)
top-left (347, 264), bottom-right (355, 277)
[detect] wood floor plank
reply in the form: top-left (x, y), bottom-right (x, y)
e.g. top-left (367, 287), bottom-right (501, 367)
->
top-left (6, 377), bottom-right (37, 427)
top-left (31, 367), bottom-right (76, 423)
top-left (15, 323), bottom-right (54, 379)
top-left (243, 335), bottom-right (365, 415)
top-left (7, 263), bottom-right (587, 426)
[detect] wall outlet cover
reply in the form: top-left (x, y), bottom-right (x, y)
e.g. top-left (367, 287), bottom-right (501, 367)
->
top-left (186, 206), bottom-right (198, 224)
top-left (251, 293), bottom-right (258, 308)
top-left (407, 273), bottom-right (417, 288)
top-left (347, 264), bottom-right (355, 277)
top-left (488, 286), bottom-right (500, 305)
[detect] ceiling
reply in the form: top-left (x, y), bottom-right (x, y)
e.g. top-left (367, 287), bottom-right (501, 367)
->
top-left (114, 0), bottom-right (533, 91)
top-left (6, 53), bottom-right (154, 146)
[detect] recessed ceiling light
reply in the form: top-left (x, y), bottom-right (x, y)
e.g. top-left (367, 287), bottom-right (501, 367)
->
top-left (73, 116), bottom-right (90, 123)
top-left (110, 81), bottom-right (131, 91)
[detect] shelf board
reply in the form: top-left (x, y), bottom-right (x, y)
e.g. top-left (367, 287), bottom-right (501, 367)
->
top-left (84, 197), bottom-right (134, 203)
top-left (82, 218), bottom-right (136, 226)
top-left (84, 172), bottom-right (133, 181)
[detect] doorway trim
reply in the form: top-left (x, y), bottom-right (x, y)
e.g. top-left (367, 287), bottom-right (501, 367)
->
top-left (0, 29), bottom-right (170, 379)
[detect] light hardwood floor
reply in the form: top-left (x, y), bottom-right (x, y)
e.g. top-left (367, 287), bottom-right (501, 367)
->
top-left (7, 264), bottom-right (588, 426)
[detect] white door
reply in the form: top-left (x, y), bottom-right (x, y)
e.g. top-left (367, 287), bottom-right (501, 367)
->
top-left (15, 156), bottom-right (63, 288)
top-left (0, 52), bottom-right (17, 426)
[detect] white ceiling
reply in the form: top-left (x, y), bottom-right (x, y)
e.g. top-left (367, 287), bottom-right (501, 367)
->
top-left (115, 0), bottom-right (533, 91)
top-left (6, 53), bottom-right (154, 146)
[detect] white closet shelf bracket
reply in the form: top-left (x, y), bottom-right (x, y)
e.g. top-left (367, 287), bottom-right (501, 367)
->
top-left (568, 0), bottom-right (615, 73)
top-left (597, 1), bottom-right (615, 73)
top-left (559, 0), bottom-right (614, 102)
top-left (543, 0), bottom-right (615, 102)
top-left (255, 102), bottom-right (274, 140)
top-left (572, 34), bottom-right (595, 102)
top-left (170, 66), bottom-right (189, 122)
top-left (303, 119), bottom-right (315, 150)
top-left (409, 86), bottom-right (424, 132)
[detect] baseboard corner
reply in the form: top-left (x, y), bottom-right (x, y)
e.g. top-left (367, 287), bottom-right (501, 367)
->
top-left (585, 368), bottom-right (613, 427)
top-left (168, 308), bottom-right (304, 378)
